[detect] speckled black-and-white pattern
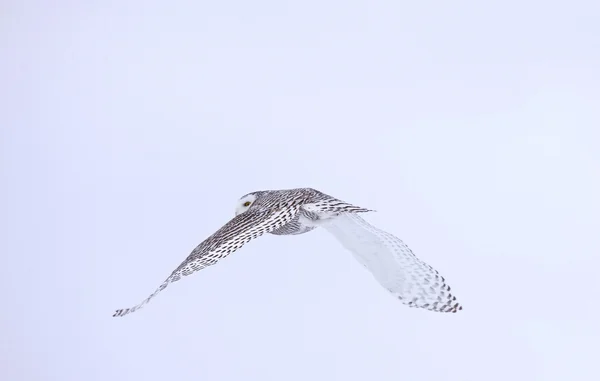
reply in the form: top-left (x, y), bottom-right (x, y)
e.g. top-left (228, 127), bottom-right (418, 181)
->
top-left (113, 188), bottom-right (369, 317)
top-left (247, 188), bottom-right (372, 235)
top-left (113, 205), bottom-right (300, 317)
top-left (113, 187), bottom-right (463, 317)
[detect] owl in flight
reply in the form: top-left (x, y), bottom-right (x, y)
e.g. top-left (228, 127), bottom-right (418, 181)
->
top-left (113, 188), bottom-right (462, 317)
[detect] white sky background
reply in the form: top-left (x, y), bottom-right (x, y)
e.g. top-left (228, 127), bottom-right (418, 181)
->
top-left (2, 1), bottom-right (599, 380)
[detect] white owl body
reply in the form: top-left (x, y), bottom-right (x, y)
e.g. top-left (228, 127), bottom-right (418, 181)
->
top-left (270, 211), bottom-right (317, 235)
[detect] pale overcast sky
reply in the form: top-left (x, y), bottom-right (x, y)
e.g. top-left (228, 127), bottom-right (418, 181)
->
top-left (2, 1), bottom-right (599, 380)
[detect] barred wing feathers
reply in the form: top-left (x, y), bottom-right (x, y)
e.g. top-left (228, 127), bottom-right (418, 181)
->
top-left (113, 205), bottom-right (300, 317)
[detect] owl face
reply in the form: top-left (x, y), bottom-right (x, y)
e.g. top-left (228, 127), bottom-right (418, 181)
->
top-left (235, 193), bottom-right (258, 216)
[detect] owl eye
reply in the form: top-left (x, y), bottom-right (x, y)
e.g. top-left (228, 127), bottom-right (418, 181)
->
top-left (243, 201), bottom-right (251, 207)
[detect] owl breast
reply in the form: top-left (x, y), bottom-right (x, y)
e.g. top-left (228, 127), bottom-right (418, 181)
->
top-left (269, 209), bottom-right (320, 236)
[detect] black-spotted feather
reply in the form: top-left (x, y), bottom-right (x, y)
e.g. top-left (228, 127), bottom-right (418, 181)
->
top-left (113, 205), bottom-right (299, 317)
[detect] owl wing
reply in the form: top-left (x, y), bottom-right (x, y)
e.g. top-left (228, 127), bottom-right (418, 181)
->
top-left (321, 213), bottom-right (462, 313)
top-left (113, 205), bottom-right (300, 317)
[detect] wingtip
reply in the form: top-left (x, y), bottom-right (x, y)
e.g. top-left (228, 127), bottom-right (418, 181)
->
top-left (442, 302), bottom-right (464, 313)
top-left (112, 308), bottom-right (128, 317)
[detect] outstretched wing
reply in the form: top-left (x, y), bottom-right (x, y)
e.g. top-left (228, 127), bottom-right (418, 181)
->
top-left (113, 205), bottom-right (300, 317)
top-left (321, 213), bottom-right (462, 313)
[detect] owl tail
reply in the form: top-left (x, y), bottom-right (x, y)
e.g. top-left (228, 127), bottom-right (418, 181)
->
top-left (303, 200), bottom-right (375, 216)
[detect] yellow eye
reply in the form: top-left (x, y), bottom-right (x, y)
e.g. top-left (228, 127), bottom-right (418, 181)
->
top-left (243, 201), bottom-right (251, 207)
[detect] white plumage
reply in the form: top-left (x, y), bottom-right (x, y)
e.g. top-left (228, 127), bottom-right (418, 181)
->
top-left (113, 187), bottom-right (462, 317)
top-left (321, 213), bottom-right (460, 312)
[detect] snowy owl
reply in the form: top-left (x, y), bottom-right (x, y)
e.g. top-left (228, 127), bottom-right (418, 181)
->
top-left (113, 188), bottom-right (462, 317)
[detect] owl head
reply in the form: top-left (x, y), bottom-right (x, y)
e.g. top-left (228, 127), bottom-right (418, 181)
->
top-left (235, 193), bottom-right (259, 216)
